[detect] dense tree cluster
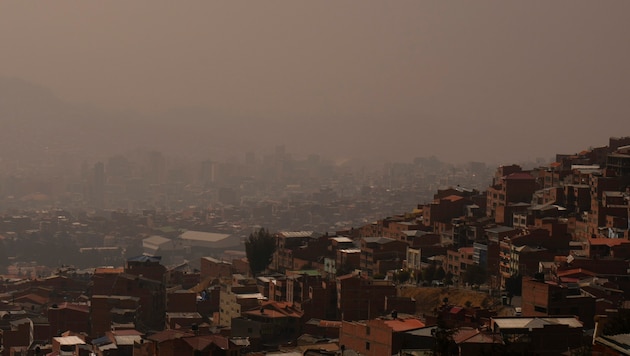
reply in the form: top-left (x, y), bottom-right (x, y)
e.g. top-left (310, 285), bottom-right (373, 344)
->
top-left (244, 228), bottom-right (276, 276)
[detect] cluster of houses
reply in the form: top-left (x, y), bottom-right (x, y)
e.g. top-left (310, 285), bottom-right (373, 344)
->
top-left (0, 137), bottom-right (629, 355)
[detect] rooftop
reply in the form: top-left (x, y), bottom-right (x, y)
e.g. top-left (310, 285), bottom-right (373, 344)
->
top-left (53, 336), bottom-right (86, 346)
top-left (179, 231), bottom-right (230, 242)
top-left (142, 235), bottom-right (172, 245)
top-left (492, 316), bottom-right (583, 330)
top-left (382, 317), bottom-right (426, 332)
top-left (330, 237), bottom-right (353, 243)
top-left (278, 231), bottom-right (318, 238)
top-left (589, 238), bottom-right (630, 247)
top-left (362, 236), bottom-right (396, 244)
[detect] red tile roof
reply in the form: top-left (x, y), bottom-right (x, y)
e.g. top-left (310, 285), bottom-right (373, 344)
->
top-left (95, 267), bottom-right (124, 274)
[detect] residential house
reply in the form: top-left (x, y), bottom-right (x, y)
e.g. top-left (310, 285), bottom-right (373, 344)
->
top-left (336, 273), bottom-right (396, 321)
top-left (490, 316), bottom-right (584, 355)
top-left (521, 277), bottom-right (596, 328)
top-left (359, 237), bottom-right (407, 277)
top-left (339, 312), bottom-right (425, 356)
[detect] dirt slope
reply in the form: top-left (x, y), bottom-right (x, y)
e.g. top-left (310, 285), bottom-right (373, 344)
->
top-left (399, 286), bottom-right (499, 315)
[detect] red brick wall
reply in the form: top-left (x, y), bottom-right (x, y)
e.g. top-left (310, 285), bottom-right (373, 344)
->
top-left (200, 258), bottom-right (233, 279)
top-left (340, 321), bottom-right (392, 356)
top-left (167, 291), bottom-right (197, 313)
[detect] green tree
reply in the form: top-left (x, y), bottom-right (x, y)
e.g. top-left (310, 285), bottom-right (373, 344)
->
top-left (336, 261), bottom-right (355, 276)
top-left (422, 264), bottom-right (437, 282)
top-left (463, 264), bottom-right (487, 285)
top-left (444, 271), bottom-right (454, 285)
top-left (434, 266), bottom-right (446, 281)
top-left (245, 228), bottom-right (276, 276)
top-left (432, 315), bottom-right (454, 355)
top-left (505, 274), bottom-right (522, 296)
top-left (394, 269), bottom-right (411, 284)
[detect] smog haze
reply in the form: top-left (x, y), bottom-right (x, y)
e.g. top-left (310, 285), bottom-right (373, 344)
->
top-left (2, 1), bottom-right (630, 164)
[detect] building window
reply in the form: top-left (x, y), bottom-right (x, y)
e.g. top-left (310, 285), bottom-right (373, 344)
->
top-left (366, 326), bottom-right (370, 335)
top-left (365, 342), bottom-right (370, 350)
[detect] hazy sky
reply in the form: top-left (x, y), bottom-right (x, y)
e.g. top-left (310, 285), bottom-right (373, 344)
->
top-left (1, 1), bottom-right (629, 164)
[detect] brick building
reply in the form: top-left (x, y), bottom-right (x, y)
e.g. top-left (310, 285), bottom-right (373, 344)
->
top-left (359, 237), bottom-right (407, 277)
top-left (339, 313), bottom-right (425, 356)
top-left (335, 273), bottom-right (396, 321)
top-left (48, 303), bottom-right (90, 339)
top-left (90, 295), bottom-right (140, 338)
top-left (490, 316), bottom-right (584, 355)
top-left (445, 247), bottom-right (475, 284)
top-left (200, 256), bottom-right (234, 280)
top-left (521, 277), bottom-right (595, 328)
top-left (486, 166), bottom-right (537, 225)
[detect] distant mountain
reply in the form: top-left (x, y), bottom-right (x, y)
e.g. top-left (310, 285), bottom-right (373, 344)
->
top-left (0, 77), bottom-right (247, 163)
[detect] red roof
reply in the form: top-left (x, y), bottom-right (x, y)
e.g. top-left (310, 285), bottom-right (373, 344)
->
top-left (556, 268), bottom-right (596, 278)
top-left (147, 330), bottom-right (194, 343)
top-left (95, 267), bottom-right (124, 274)
top-left (442, 195), bottom-right (464, 202)
top-left (14, 293), bottom-right (49, 305)
top-left (453, 327), bottom-right (504, 344)
top-left (383, 318), bottom-right (425, 332)
top-left (588, 238), bottom-right (630, 247)
top-left (183, 335), bottom-right (229, 351)
top-left (57, 302), bottom-right (89, 313)
top-left (243, 301), bottom-right (303, 318)
top-left (505, 172), bottom-right (534, 180)
top-left (110, 329), bottom-right (143, 336)
top-left (453, 328), bottom-right (479, 343)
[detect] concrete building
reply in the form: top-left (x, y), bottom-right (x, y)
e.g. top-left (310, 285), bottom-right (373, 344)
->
top-left (218, 285), bottom-right (265, 327)
top-left (178, 230), bottom-right (241, 250)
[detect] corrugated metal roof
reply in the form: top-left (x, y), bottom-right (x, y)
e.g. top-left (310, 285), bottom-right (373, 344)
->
top-left (114, 335), bottom-right (142, 346)
top-left (493, 316), bottom-right (582, 330)
top-left (279, 231), bottom-right (318, 238)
